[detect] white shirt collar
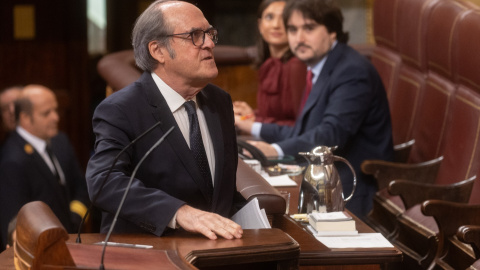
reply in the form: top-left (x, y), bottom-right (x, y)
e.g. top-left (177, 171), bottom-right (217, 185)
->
top-left (151, 72), bottom-right (197, 112)
top-left (16, 126), bottom-right (48, 153)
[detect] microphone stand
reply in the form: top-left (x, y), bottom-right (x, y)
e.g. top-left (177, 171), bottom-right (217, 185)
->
top-left (99, 126), bottom-right (174, 270)
top-left (76, 121), bottom-right (162, 243)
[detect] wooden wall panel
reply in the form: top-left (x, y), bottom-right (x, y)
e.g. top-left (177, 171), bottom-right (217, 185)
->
top-left (212, 65), bottom-right (258, 109)
top-left (0, 0), bottom-right (91, 168)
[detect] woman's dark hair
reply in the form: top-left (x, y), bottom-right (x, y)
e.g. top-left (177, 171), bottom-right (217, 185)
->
top-left (283, 0), bottom-right (349, 44)
top-left (255, 0), bottom-right (294, 68)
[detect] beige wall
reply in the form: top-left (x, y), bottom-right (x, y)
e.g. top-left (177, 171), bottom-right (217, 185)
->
top-left (337, 0), bottom-right (373, 44)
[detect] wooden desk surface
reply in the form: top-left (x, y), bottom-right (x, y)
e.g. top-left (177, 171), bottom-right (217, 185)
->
top-left (272, 173), bottom-right (402, 269)
top-left (273, 215), bottom-right (402, 267)
top-left (0, 172), bottom-right (401, 269)
top-left (72, 228), bottom-right (299, 269)
top-left (0, 229), bottom-right (299, 270)
top-left (0, 250), bottom-right (13, 270)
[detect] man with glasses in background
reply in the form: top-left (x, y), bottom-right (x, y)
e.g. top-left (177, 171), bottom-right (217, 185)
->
top-left (86, 0), bottom-right (245, 240)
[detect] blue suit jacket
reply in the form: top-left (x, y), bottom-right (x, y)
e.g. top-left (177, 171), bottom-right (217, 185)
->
top-left (0, 131), bottom-right (89, 248)
top-left (86, 72), bottom-right (243, 236)
top-left (260, 43), bottom-right (394, 217)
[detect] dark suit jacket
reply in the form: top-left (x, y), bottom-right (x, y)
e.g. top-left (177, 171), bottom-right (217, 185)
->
top-left (260, 43), bottom-right (394, 217)
top-left (86, 72), bottom-right (243, 236)
top-left (0, 131), bottom-right (89, 248)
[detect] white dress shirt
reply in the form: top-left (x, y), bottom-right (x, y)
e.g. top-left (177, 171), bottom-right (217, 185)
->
top-left (151, 73), bottom-right (215, 181)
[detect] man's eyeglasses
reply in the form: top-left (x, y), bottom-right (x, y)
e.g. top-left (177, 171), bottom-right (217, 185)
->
top-left (166, 28), bottom-right (218, 47)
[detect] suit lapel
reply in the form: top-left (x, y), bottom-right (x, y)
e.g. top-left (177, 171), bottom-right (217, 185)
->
top-left (32, 151), bottom-right (60, 187)
top-left (294, 44), bottom-right (345, 135)
top-left (141, 73), bottom-right (215, 202)
top-left (13, 132), bottom-right (68, 203)
top-left (50, 136), bottom-right (73, 197)
top-left (32, 150), bottom-right (70, 206)
top-left (14, 132), bottom-right (56, 182)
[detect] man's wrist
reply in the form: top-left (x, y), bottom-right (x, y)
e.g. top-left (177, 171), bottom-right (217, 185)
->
top-left (251, 122), bottom-right (262, 139)
top-left (167, 212), bottom-right (178, 229)
top-left (271, 143), bottom-right (284, 157)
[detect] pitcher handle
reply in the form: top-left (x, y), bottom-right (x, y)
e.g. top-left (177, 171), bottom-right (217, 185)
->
top-left (333, 156), bottom-right (356, 202)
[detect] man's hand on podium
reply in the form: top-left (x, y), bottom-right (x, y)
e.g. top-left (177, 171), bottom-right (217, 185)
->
top-left (176, 205), bottom-right (243, 240)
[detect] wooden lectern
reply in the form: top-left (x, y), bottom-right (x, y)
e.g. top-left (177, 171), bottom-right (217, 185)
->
top-left (14, 201), bottom-right (75, 269)
top-left (14, 201), bottom-right (195, 270)
top-left (10, 201), bottom-right (299, 270)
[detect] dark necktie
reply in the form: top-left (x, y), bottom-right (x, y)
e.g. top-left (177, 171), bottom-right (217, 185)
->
top-left (299, 70), bottom-right (314, 113)
top-left (184, 101), bottom-right (214, 202)
top-left (46, 144), bottom-right (69, 209)
top-left (46, 144), bottom-right (62, 184)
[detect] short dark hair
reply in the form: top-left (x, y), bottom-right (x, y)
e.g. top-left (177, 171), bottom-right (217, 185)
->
top-left (283, 0), bottom-right (349, 43)
top-left (132, 0), bottom-right (177, 72)
top-left (14, 96), bottom-right (33, 123)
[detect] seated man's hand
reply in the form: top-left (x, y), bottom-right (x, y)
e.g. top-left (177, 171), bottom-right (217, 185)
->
top-left (234, 114), bottom-right (254, 134)
top-left (176, 205), bottom-right (243, 240)
top-left (233, 101), bottom-right (254, 119)
top-left (247, 140), bottom-right (278, 157)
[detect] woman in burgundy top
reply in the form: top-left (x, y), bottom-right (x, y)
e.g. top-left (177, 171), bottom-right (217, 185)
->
top-left (234, 0), bottom-right (307, 126)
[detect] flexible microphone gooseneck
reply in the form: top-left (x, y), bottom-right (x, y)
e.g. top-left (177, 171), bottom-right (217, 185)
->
top-left (76, 121), bottom-right (163, 243)
top-left (99, 126), bottom-right (174, 270)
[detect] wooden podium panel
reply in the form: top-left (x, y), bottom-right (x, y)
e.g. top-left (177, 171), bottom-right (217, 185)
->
top-left (1, 247), bottom-right (190, 270)
top-left (0, 250), bottom-right (14, 270)
top-left (70, 229), bottom-right (299, 269)
top-left (2, 201), bottom-right (299, 270)
top-left (0, 229), bottom-right (299, 270)
top-left (66, 245), bottom-right (194, 270)
top-left (0, 199), bottom-right (402, 270)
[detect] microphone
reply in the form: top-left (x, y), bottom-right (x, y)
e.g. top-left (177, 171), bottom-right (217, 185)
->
top-left (76, 121), bottom-right (163, 243)
top-left (99, 126), bottom-right (174, 270)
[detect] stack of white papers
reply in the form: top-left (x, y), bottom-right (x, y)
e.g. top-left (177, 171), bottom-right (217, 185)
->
top-left (263, 174), bottom-right (297, 187)
top-left (316, 233), bottom-right (394, 248)
top-left (310, 211), bottom-right (352, 221)
top-left (231, 198), bottom-right (271, 229)
top-left (307, 211), bottom-right (357, 235)
top-left (306, 225), bottom-right (358, 236)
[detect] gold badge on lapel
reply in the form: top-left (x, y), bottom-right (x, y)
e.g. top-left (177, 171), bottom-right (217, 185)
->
top-left (24, 144), bottom-right (34, 155)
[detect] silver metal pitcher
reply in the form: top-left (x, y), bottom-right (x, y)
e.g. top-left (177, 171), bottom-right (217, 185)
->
top-left (298, 146), bottom-right (356, 214)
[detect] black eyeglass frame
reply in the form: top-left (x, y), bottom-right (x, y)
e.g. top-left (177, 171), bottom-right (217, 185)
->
top-left (165, 27), bottom-right (218, 47)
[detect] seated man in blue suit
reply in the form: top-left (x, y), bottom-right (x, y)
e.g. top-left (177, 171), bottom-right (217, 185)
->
top-left (86, 0), bottom-right (245, 240)
top-left (0, 85), bottom-right (89, 250)
top-left (235, 0), bottom-right (394, 219)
